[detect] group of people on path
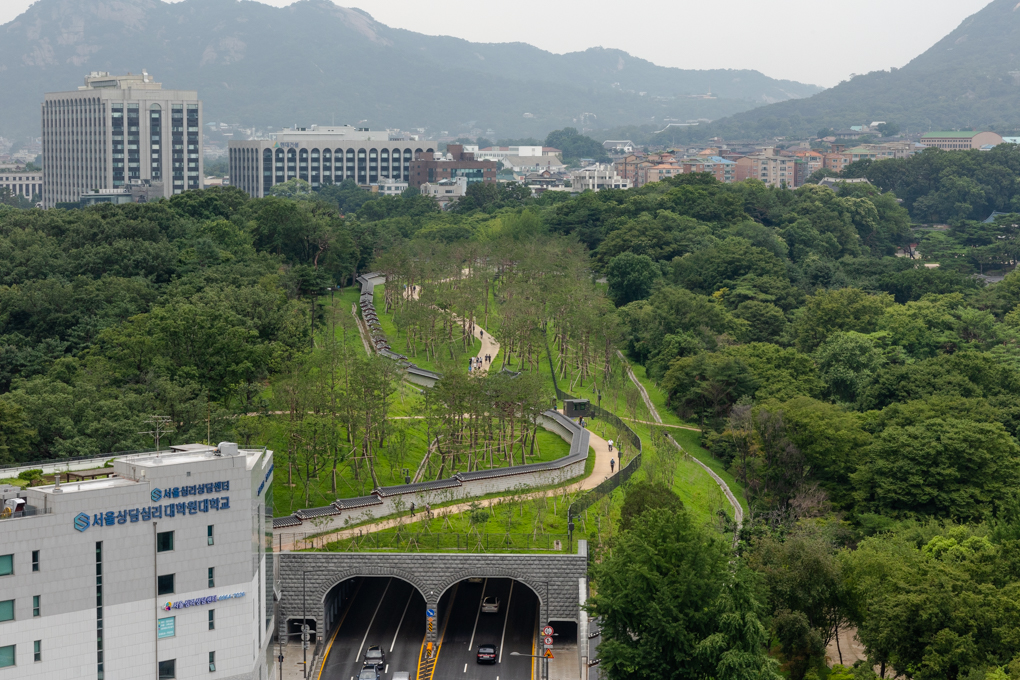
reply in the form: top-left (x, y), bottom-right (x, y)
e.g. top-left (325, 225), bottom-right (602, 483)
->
top-left (467, 354), bottom-right (493, 372)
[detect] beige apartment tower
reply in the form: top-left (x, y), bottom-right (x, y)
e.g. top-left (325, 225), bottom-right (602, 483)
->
top-left (42, 71), bottom-right (202, 207)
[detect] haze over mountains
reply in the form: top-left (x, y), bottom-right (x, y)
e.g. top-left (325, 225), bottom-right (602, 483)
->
top-left (0, 0), bottom-right (822, 142)
top-left (701, 0), bottom-right (1020, 140)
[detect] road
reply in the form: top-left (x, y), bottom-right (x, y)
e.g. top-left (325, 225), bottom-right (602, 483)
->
top-left (320, 577), bottom-right (426, 680)
top-left (433, 578), bottom-right (538, 680)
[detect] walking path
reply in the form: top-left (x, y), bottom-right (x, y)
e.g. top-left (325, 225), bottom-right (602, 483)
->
top-left (278, 420), bottom-right (615, 552)
top-left (617, 350), bottom-right (744, 544)
top-left (619, 417), bottom-right (700, 431)
top-left (403, 276), bottom-right (501, 374)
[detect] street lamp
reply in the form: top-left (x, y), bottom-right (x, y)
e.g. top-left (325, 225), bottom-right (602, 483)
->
top-left (510, 651), bottom-right (552, 680)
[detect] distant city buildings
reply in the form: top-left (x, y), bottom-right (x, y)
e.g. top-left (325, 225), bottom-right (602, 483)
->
top-left (0, 168), bottom-right (43, 202)
top-left (570, 164), bottom-right (631, 191)
top-left (229, 125), bottom-right (436, 198)
top-left (421, 176), bottom-right (468, 208)
top-left (920, 131), bottom-right (1004, 150)
top-left (42, 71), bottom-right (202, 208)
top-left (409, 145), bottom-right (497, 189)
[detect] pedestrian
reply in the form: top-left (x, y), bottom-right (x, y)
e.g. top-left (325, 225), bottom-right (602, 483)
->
top-left (410, 502), bottom-right (415, 516)
top-left (480, 329), bottom-right (484, 338)
top-left (607, 440), bottom-right (613, 452)
top-left (610, 458), bottom-right (615, 473)
top-left (425, 503), bottom-right (431, 517)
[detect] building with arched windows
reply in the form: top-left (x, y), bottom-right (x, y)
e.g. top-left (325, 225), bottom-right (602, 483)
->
top-left (228, 126), bottom-right (435, 198)
top-left (42, 71), bottom-right (202, 208)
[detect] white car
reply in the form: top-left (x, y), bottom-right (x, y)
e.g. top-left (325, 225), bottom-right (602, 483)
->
top-left (481, 596), bottom-right (500, 613)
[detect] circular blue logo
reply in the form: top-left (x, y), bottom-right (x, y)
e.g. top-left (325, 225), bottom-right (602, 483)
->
top-left (73, 512), bottom-right (90, 532)
top-left (151, 488), bottom-right (163, 502)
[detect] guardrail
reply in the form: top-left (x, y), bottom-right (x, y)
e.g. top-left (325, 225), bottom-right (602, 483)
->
top-left (292, 531), bottom-right (573, 553)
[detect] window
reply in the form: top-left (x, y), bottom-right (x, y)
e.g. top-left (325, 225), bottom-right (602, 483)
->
top-left (208, 609), bottom-right (215, 630)
top-left (33, 640), bottom-right (40, 662)
top-left (209, 651), bottom-right (216, 672)
top-left (0, 644), bottom-right (13, 668)
top-left (156, 531), bottom-right (174, 552)
top-left (157, 574), bottom-right (175, 596)
top-left (207, 525), bottom-right (214, 546)
top-left (158, 659), bottom-right (176, 679)
top-left (31, 551), bottom-right (38, 572)
top-left (208, 567), bottom-right (215, 588)
top-left (32, 595), bottom-right (39, 617)
top-left (0, 599), bottom-right (13, 622)
top-left (0, 554), bottom-right (12, 576)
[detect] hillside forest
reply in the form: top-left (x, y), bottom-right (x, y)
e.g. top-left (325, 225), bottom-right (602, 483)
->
top-left (3, 143), bottom-right (1020, 680)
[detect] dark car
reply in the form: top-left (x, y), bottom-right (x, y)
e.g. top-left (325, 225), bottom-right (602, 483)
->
top-left (359, 667), bottom-right (380, 680)
top-left (364, 646), bottom-right (385, 669)
top-left (477, 644), bottom-right (497, 664)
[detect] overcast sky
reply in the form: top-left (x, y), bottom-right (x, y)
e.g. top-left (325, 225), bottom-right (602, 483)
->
top-left (1, 0), bottom-right (992, 87)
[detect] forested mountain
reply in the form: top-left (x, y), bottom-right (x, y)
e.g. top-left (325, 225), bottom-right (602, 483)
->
top-left (0, 0), bottom-right (821, 142)
top-left (700, 0), bottom-right (1020, 140)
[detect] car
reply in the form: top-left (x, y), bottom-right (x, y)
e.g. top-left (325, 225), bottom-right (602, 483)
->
top-left (363, 646), bottom-right (385, 669)
top-left (477, 644), bottom-right (497, 664)
top-left (358, 667), bottom-right (379, 680)
top-left (392, 673), bottom-right (410, 680)
top-left (481, 596), bottom-right (500, 614)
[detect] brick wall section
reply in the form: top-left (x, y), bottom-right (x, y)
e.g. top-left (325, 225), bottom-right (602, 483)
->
top-left (278, 542), bottom-right (587, 648)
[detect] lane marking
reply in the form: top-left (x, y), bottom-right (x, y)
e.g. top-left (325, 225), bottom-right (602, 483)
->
top-left (467, 578), bottom-right (487, 652)
top-left (426, 583), bottom-right (459, 680)
top-left (497, 581), bottom-right (514, 664)
top-left (318, 579), bottom-right (365, 680)
top-left (531, 600), bottom-right (538, 680)
top-left (356, 578), bottom-right (393, 666)
top-left (463, 663), bottom-right (468, 673)
top-left (391, 589), bottom-right (414, 652)
top-left (385, 665), bottom-right (389, 674)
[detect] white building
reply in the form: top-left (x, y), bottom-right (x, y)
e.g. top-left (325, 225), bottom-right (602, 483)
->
top-left (42, 71), bottom-right (203, 208)
top-left (570, 164), bottom-right (631, 191)
top-left (421, 176), bottom-right (467, 208)
top-left (472, 145), bottom-right (546, 162)
top-left (501, 156), bottom-right (566, 173)
top-left (229, 126), bottom-right (436, 198)
top-left (373, 178), bottom-right (409, 196)
top-left (0, 442), bottom-right (275, 679)
top-left (0, 170), bottom-right (43, 202)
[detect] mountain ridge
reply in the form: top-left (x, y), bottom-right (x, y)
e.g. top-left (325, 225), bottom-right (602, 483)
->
top-left (0, 0), bottom-right (821, 141)
top-left (697, 0), bottom-right (1020, 140)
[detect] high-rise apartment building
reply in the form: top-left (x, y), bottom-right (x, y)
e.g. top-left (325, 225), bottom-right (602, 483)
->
top-left (42, 71), bottom-right (202, 208)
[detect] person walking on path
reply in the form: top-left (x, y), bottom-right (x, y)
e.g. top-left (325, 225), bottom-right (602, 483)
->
top-left (608, 440), bottom-right (614, 452)
top-left (410, 502), bottom-right (415, 517)
top-left (610, 458), bottom-right (615, 473)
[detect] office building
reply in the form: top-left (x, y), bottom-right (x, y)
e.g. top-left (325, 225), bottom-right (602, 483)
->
top-left (681, 157), bottom-right (737, 183)
top-left (42, 71), bottom-right (202, 208)
top-left (229, 126), bottom-right (436, 198)
top-left (570, 164), bottom-right (631, 191)
top-left (0, 169), bottom-right (43, 202)
top-left (0, 442), bottom-right (275, 679)
top-left (408, 145), bottom-right (497, 189)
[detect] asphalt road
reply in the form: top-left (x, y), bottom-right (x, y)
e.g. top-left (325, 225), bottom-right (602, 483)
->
top-left (320, 577), bottom-right (426, 680)
top-left (433, 578), bottom-right (539, 680)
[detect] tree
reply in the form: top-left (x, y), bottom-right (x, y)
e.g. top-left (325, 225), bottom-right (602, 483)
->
top-left (544, 127), bottom-right (610, 163)
top-left (814, 331), bottom-right (885, 405)
top-left (792, 288), bottom-right (894, 352)
top-left (589, 507), bottom-right (779, 680)
top-left (619, 480), bottom-right (684, 530)
top-left (733, 301), bottom-right (787, 344)
top-left (852, 418), bottom-right (1020, 521)
top-left (606, 252), bottom-right (660, 306)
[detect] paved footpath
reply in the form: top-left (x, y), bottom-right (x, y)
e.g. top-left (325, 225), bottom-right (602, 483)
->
top-left (279, 417), bottom-right (615, 552)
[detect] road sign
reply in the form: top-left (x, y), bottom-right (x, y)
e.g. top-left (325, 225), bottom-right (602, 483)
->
top-left (426, 608), bottom-right (436, 617)
top-left (543, 626), bottom-right (554, 636)
top-left (544, 636), bottom-right (554, 646)
top-left (544, 649), bottom-right (554, 659)
top-left (427, 621), bottom-right (434, 632)
top-left (301, 632), bottom-right (310, 642)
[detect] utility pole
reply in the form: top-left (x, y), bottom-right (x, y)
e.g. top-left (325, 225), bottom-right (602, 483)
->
top-left (139, 415), bottom-right (174, 452)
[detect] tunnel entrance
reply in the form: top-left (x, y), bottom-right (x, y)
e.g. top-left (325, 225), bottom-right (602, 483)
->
top-left (433, 577), bottom-right (541, 680)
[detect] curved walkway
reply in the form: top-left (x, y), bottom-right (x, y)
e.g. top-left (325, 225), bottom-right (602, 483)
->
top-left (278, 423), bottom-right (615, 552)
top-left (403, 276), bottom-right (500, 374)
top-left (618, 351), bottom-right (744, 544)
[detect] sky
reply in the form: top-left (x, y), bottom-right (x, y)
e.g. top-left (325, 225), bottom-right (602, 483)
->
top-left (0, 0), bottom-right (993, 87)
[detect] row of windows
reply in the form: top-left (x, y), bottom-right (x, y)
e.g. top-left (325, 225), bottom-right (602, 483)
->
top-left (0, 641), bottom-right (40, 668)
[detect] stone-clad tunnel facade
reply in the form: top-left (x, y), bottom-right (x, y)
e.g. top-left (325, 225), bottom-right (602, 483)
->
top-left (278, 543), bottom-right (588, 653)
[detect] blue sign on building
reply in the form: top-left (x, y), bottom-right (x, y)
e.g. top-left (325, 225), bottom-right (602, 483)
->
top-left (73, 497), bottom-right (231, 532)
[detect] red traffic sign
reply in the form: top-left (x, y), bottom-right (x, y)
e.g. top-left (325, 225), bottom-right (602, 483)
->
top-left (544, 650), bottom-right (554, 659)
top-left (543, 625), bottom-right (554, 636)
top-left (544, 636), bottom-right (554, 646)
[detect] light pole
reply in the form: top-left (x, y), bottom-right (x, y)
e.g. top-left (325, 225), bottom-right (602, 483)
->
top-left (510, 651), bottom-right (551, 680)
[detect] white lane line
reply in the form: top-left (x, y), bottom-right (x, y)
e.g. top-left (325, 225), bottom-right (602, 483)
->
top-left (497, 581), bottom-right (515, 664)
top-left (463, 663), bottom-right (468, 673)
top-left (390, 589), bottom-right (414, 652)
top-left (385, 665), bottom-right (389, 674)
top-left (356, 578), bottom-right (392, 665)
top-left (467, 578), bottom-right (488, 652)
